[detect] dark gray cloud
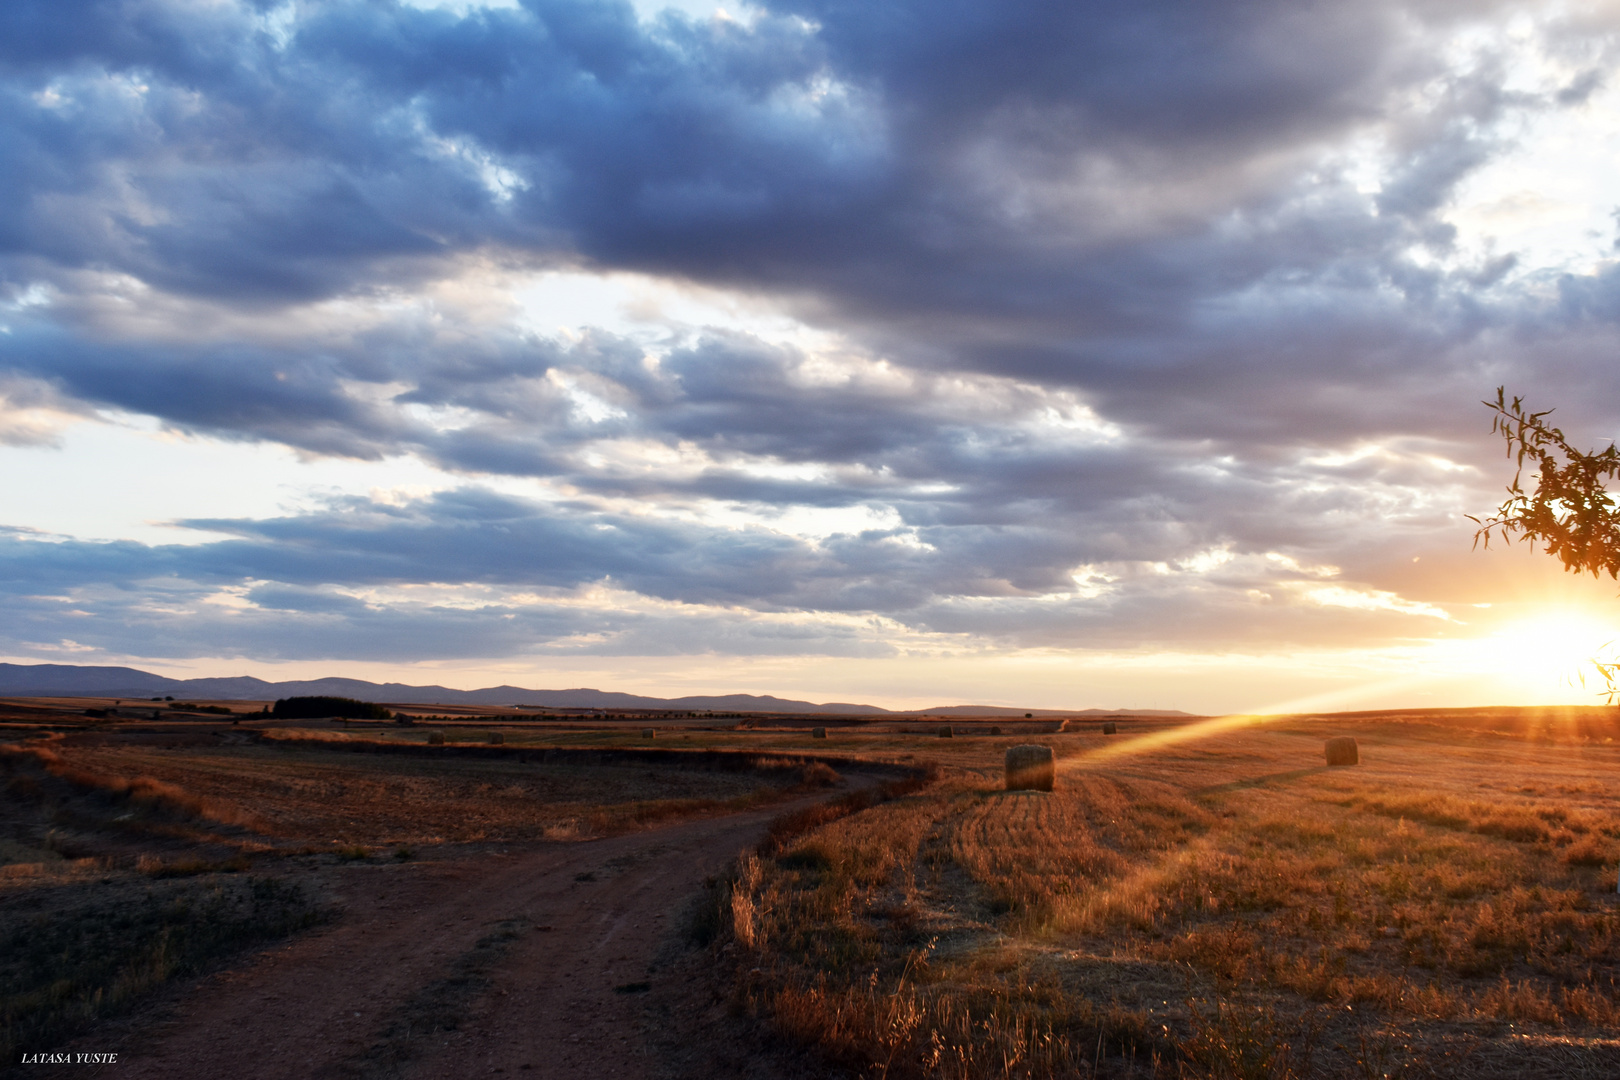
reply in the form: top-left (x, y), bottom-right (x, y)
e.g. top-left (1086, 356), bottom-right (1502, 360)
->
top-left (0, 0), bottom-right (1617, 669)
top-left (0, 0), bottom-right (1520, 306)
top-left (0, 467), bottom-right (1495, 663)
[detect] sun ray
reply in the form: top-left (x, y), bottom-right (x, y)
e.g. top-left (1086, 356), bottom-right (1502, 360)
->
top-left (1057, 673), bottom-right (1442, 772)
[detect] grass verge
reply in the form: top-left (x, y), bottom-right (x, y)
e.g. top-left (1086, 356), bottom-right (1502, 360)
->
top-left (0, 874), bottom-right (327, 1065)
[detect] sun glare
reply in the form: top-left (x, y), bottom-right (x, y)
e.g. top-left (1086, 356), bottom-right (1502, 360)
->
top-left (1476, 613), bottom-right (1620, 696)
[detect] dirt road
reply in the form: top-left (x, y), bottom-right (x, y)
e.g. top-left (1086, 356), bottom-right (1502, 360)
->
top-left (110, 785), bottom-right (852, 1080)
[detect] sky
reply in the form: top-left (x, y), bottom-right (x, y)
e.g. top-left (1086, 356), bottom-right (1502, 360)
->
top-left (4, 0), bottom-right (1620, 713)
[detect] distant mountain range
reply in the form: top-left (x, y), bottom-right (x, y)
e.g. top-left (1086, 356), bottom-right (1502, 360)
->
top-left (0, 663), bottom-right (1192, 717)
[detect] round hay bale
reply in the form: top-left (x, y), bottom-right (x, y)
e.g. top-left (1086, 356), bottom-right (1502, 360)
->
top-left (488, 732), bottom-right (504, 745)
top-left (427, 732), bottom-right (445, 746)
top-left (1324, 736), bottom-right (1358, 766)
top-left (642, 728), bottom-right (656, 739)
top-left (988, 725), bottom-right (1003, 736)
top-left (811, 727), bottom-right (827, 739)
top-left (1102, 720), bottom-right (1117, 735)
top-left (1005, 744), bottom-right (1055, 792)
top-left (938, 725), bottom-right (954, 738)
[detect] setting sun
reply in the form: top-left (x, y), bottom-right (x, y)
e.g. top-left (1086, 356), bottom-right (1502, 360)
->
top-left (1474, 613), bottom-right (1620, 698)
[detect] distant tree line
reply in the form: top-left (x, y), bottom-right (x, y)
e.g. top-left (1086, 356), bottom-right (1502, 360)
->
top-left (269, 696), bottom-right (393, 720)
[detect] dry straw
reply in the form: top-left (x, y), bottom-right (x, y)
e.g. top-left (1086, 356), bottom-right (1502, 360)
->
top-left (1005, 744), bottom-right (1055, 792)
top-left (1325, 736), bottom-right (1359, 766)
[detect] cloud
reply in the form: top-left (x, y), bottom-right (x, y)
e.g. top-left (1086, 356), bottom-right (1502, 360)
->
top-left (0, 0), bottom-right (1618, 674)
top-left (0, 479), bottom-right (1489, 665)
top-left (0, 373), bottom-right (95, 446)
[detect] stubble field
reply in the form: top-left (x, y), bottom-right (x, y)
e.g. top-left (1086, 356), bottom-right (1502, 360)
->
top-left (710, 709), bottom-right (1620, 1078)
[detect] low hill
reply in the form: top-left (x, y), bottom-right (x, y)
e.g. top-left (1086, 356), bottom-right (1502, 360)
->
top-left (0, 662), bottom-right (1190, 717)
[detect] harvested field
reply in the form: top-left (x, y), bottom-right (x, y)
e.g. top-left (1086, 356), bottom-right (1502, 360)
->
top-left (19, 737), bottom-right (817, 848)
top-left (5, 701), bottom-right (1620, 1078)
top-left (713, 711), bottom-right (1620, 1079)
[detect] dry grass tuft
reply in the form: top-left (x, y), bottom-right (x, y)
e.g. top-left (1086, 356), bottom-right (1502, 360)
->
top-left (1176, 999), bottom-right (1317, 1079)
top-left (1563, 838), bottom-right (1609, 867)
top-left (797, 762), bottom-right (842, 788)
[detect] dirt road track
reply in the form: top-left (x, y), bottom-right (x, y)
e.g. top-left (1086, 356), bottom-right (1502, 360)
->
top-left (111, 785), bottom-right (856, 1080)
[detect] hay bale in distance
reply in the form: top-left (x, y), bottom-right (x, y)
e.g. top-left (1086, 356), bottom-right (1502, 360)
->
top-left (488, 732), bottom-right (504, 745)
top-left (642, 728), bottom-right (656, 739)
top-left (811, 727), bottom-right (827, 739)
top-left (427, 732), bottom-right (445, 746)
top-left (1102, 721), bottom-right (1117, 735)
top-left (938, 725), bottom-right (954, 738)
top-left (988, 725), bottom-right (1003, 736)
top-left (1005, 744), bottom-right (1055, 792)
top-left (1325, 736), bottom-right (1358, 766)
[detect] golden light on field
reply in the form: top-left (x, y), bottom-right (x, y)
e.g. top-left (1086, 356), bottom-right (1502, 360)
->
top-left (1061, 712), bottom-right (1267, 771)
top-left (1057, 611), bottom-right (1620, 774)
